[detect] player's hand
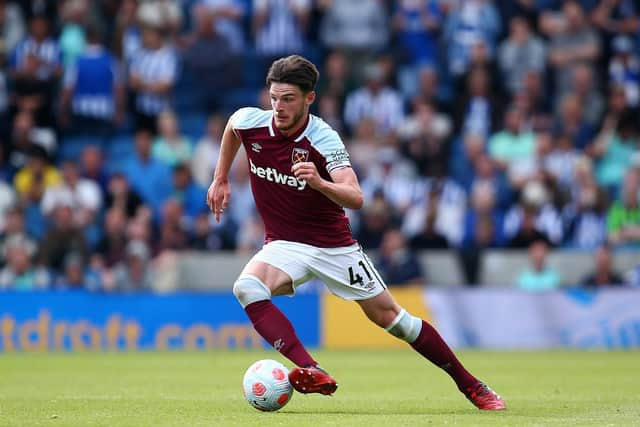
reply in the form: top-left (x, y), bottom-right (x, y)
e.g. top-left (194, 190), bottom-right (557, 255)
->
top-left (292, 162), bottom-right (322, 190)
top-left (207, 178), bottom-right (231, 222)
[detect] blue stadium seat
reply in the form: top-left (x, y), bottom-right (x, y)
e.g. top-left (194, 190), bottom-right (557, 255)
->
top-left (57, 136), bottom-right (102, 162)
top-left (180, 113), bottom-right (208, 141)
top-left (105, 135), bottom-right (136, 174)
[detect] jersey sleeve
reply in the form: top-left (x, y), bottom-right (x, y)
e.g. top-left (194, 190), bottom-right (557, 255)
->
top-left (308, 117), bottom-right (351, 173)
top-left (230, 107), bottom-right (270, 131)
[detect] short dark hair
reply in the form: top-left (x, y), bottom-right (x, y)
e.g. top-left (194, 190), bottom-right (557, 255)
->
top-left (266, 55), bottom-right (319, 93)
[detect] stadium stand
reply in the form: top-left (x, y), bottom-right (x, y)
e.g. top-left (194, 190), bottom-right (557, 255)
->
top-left (0, 0), bottom-right (639, 292)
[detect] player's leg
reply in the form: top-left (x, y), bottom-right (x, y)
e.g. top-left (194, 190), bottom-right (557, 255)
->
top-left (234, 259), bottom-right (318, 368)
top-left (356, 290), bottom-right (506, 410)
top-left (235, 244), bottom-right (338, 396)
top-left (356, 290), bottom-right (478, 390)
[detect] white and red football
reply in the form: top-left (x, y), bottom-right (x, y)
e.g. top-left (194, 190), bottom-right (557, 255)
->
top-left (242, 359), bottom-right (293, 411)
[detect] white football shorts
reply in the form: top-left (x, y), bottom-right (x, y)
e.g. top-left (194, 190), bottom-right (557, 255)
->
top-left (249, 240), bottom-right (387, 300)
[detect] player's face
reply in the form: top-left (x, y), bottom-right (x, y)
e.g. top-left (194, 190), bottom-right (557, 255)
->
top-left (270, 83), bottom-right (315, 135)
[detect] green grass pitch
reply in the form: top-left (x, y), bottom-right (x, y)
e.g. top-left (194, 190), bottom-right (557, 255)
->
top-left (0, 350), bottom-right (638, 426)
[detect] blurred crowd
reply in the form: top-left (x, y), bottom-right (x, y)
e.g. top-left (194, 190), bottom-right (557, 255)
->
top-left (0, 0), bottom-right (639, 292)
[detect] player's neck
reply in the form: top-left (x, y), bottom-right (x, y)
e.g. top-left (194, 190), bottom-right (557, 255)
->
top-left (278, 113), bottom-right (309, 138)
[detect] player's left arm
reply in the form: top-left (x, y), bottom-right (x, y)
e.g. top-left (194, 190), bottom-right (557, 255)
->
top-left (292, 163), bottom-right (363, 210)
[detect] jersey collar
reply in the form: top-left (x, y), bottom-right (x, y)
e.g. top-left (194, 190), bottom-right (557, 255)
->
top-left (270, 112), bottom-right (311, 142)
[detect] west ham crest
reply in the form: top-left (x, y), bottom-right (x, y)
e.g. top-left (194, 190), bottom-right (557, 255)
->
top-left (291, 148), bottom-right (309, 164)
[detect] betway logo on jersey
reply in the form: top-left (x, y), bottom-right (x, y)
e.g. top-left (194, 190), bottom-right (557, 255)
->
top-left (249, 159), bottom-right (307, 191)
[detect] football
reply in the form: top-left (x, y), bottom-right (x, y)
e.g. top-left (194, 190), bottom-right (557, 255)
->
top-left (242, 359), bottom-right (293, 411)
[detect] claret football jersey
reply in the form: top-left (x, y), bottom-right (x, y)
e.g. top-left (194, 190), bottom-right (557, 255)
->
top-left (230, 107), bottom-right (356, 248)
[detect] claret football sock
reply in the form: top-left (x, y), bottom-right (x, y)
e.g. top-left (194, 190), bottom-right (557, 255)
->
top-left (410, 320), bottom-right (478, 392)
top-left (244, 300), bottom-right (317, 368)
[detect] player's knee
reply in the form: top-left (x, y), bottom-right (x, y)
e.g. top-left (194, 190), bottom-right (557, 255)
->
top-left (233, 275), bottom-right (271, 308)
top-left (384, 309), bottom-right (423, 343)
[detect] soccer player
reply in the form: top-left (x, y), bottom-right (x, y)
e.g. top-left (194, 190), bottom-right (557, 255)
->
top-left (206, 55), bottom-right (506, 410)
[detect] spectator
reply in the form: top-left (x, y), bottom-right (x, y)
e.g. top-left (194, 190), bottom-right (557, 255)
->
top-left (225, 153), bottom-right (256, 246)
top-left (80, 145), bottom-right (109, 194)
top-left (376, 228), bottom-right (424, 287)
top-left (106, 239), bottom-right (153, 291)
top-left (123, 129), bottom-right (173, 219)
top-left (504, 181), bottom-right (562, 247)
top-left (519, 69), bottom-right (551, 116)
top-left (591, 0), bottom-right (640, 43)
top-left (319, 0), bottom-right (389, 78)
top-left (343, 63), bottom-right (405, 136)
top-left (38, 203), bottom-right (89, 273)
top-left (544, 133), bottom-right (582, 195)
top-left (104, 173), bottom-right (143, 219)
top-left (355, 191), bottom-right (398, 250)
top-left (0, 233), bottom-right (48, 290)
top-left (398, 100), bottom-right (452, 176)
top-left (461, 181), bottom-right (504, 249)
top-left (563, 181), bottom-right (609, 249)
top-left (589, 108), bottom-right (639, 191)
top-left (412, 65), bottom-right (450, 113)
top-left (392, 0), bottom-right (442, 97)
top-left (191, 114), bottom-right (223, 188)
top-left (548, 1), bottom-right (600, 99)
top-left (580, 245), bottom-right (624, 287)
top-left (0, 0), bottom-right (26, 55)
top-left (55, 251), bottom-right (101, 291)
top-left (172, 163), bottom-right (207, 221)
top-left (347, 118), bottom-right (383, 180)
top-left (608, 36), bottom-right (640, 108)
top-left (157, 198), bottom-right (189, 252)
top-left (553, 93), bottom-right (595, 150)
top-left (624, 263), bottom-right (640, 286)
top-left (0, 207), bottom-right (32, 256)
top-left (0, 179), bottom-right (16, 231)
top-left (128, 24), bottom-right (177, 133)
top-left (190, 212), bottom-right (224, 251)
top-left (9, 14), bottom-right (62, 126)
top-left (360, 148), bottom-right (417, 215)
top-left (516, 239), bottom-right (562, 291)
top-left (41, 160), bottom-right (103, 229)
top-left (13, 144), bottom-right (61, 203)
top-left (199, 0), bottom-right (247, 53)
top-left (60, 25), bottom-right (124, 138)
top-left (607, 169), bottom-right (640, 246)
top-left (453, 66), bottom-right (503, 138)
top-left (316, 92), bottom-right (344, 135)
top-left (235, 212), bottom-right (265, 254)
top-left (136, 0), bottom-right (183, 37)
top-left (7, 110), bottom-right (56, 174)
top-left (568, 63), bottom-right (604, 127)
top-left (488, 105), bottom-right (536, 172)
top-left (151, 110), bottom-right (193, 168)
top-left (317, 50), bottom-right (352, 107)
top-left (17, 1), bottom-right (58, 26)
top-left (403, 176), bottom-right (465, 249)
top-left (468, 152), bottom-right (513, 211)
top-left (95, 207), bottom-right (128, 268)
top-left (498, 15), bottom-right (547, 96)
top-left (443, 0), bottom-right (501, 77)
top-left (458, 212), bottom-right (501, 285)
top-left (113, 0), bottom-right (141, 63)
top-left (181, 4), bottom-right (234, 113)
top-left (58, 0), bottom-right (89, 68)
top-left (253, 0), bottom-right (310, 69)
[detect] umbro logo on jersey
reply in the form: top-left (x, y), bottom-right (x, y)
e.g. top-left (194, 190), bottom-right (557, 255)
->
top-left (249, 159), bottom-right (307, 191)
top-left (251, 143), bottom-right (262, 152)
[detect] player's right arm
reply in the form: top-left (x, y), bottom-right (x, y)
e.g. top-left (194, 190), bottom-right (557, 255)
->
top-left (207, 119), bottom-right (242, 222)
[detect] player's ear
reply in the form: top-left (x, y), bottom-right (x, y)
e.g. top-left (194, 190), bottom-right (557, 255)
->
top-left (305, 91), bottom-right (316, 106)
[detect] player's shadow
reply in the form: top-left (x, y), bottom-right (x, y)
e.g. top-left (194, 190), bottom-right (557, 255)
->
top-left (283, 409), bottom-right (466, 416)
